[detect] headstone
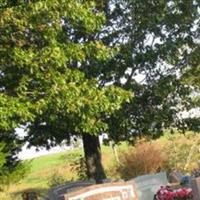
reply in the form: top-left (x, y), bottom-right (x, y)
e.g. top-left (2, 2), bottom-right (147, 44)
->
top-left (191, 177), bottom-right (200, 200)
top-left (22, 192), bottom-right (38, 200)
top-left (64, 181), bottom-right (138, 200)
top-left (168, 171), bottom-right (183, 183)
top-left (48, 180), bottom-right (96, 200)
top-left (128, 172), bottom-right (168, 200)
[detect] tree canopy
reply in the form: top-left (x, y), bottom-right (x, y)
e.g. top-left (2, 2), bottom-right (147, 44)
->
top-left (0, 132), bottom-right (28, 188)
top-left (95, 0), bottom-right (200, 139)
top-left (0, 0), bottom-right (131, 143)
top-left (0, 0), bottom-right (131, 181)
top-left (0, 0), bottom-right (200, 182)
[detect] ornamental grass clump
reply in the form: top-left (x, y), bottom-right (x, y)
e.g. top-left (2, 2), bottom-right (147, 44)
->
top-left (113, 142), bottom-right (167, 179)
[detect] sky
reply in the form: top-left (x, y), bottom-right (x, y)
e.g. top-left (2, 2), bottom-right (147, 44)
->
top-left (18, 143), bottom-right (71, 160)
top-left (16, 128), bottom-right (71, 160)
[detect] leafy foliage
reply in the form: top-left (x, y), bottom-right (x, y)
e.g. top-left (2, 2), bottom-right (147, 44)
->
top-left (0, 133), bottom-right (29, 189)
top-left (0, 0), bottom-right (131, 149)
top-left (0, 143), bottom-right (6, 169)
top-left (163, 133), bottom-right (200, 173)
top-left (70, 155), bottom-right (87, 180)
top-left (112, 141), bottom-right (166, 179)
top-left (48, 172), bottom-right (67, 188)
top-left (83, 0), bottom-right (200, 139)
top-left (0, 0), bottom-right (132, 181)
top-left (111, 133), bottom-right (200, 179)
top-left (1, 0), bottom-right (199, 181)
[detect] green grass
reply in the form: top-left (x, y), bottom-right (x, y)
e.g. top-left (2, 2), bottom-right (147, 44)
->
top-left (4, 132), bottom-right (200, 200)
top-left (3, 131), bottom-right (200, 200)
top-left (5, 148), bottom-right (83, 199)
top-left (29, 148), bottom-right (82, 173)
top-left (7, 144), bottom-right (124, 199)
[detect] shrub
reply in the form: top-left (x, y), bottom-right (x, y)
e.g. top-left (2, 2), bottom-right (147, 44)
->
top-left (0, 192), bottom-right (12, 200)
top-left (163, 133), bottom-right (200, 173)
top-left (114, 141), bottom-right (167, 179)
top-left (0, 134), bottom-right (30, 191)
top-left (48, 152), bottom-right (88, 188)
top-left (0, 162), bottom-right (30, 188)
top-left (48, 172), bottom-right (67, 188)
top-left (70, 155), bottom-right (87, 180)
top-left (110, 132), bottom-right (200, 179)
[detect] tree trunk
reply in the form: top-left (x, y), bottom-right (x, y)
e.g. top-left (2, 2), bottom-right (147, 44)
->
top-left (82, 134), bottom-right (106, 183)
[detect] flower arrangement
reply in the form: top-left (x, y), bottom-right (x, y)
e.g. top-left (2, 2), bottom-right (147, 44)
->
top-left (155, 186), bottom-right (193, 200)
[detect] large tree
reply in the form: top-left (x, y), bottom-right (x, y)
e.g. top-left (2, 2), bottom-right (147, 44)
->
top-left (0, 0), bottom-right (131, 182)
top-left (83, 0), bottom-right (200, 140)
top-left (0, 66), bottom-right (31, 186)
top-left (1, 0), bottom-right (200, 182)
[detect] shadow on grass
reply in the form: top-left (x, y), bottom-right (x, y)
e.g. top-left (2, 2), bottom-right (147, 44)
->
top-left (12, 187), bottom-right (48, 200)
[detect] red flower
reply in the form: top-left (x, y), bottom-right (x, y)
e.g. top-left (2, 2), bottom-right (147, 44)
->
top-left (155, 186), bottom-right (193, 200)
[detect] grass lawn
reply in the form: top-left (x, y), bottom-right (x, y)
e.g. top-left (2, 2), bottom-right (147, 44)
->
top-left (1, 132), bottom-right (199, 200)
top-left (5, 144), bottom-right (126, 200)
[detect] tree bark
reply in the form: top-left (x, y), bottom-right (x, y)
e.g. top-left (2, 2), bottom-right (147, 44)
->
top-left (82, 134), bottom-right (106, 183)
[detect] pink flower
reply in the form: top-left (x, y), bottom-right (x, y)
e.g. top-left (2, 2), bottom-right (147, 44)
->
top-left (155, 186), bottom-right (193, 200)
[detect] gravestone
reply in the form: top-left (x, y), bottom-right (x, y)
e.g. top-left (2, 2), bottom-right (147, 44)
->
top-left (128, 172), bottom-right (168, 200)
top-left (191, 177), bottom-right (200, 200)
top-left (64, 181), bottom-right (138, 200)
top-left (22, 192), bottom-right (38, 200)
top-left (168, 171), bottom-right (183, 183)
top-left (48, 180), bottom-right (96, 200)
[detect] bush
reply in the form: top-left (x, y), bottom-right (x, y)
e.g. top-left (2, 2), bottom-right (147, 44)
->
top-left (163, 133), bottom-right (200, 173)
top-left (48, 152), bottom-right (88, 188)
top-left (113, 141), bottom-right (167, 179)
top-left (0, 162), bottom-right (30, 187)
top-left (111, 132), bottom-right (200, 180)
top-left (48, 172), bottom-right (67, 188)
top-left (0, 192), bottom-right (12, 200)
top-left (0, 134), bottom-right (30, 191)
top-left (70, 155), bottom-right (87, 180)
top-left (62, 151), bottom-right (87, 180)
